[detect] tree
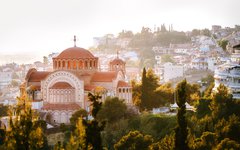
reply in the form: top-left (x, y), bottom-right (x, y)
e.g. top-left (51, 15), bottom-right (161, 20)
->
top-left (194, 132), bottom-right (217, 150)
top-left (114, 130), bottom-right (153, 150)
top-left (201, 28), bottom-right (211, 37)
top-left (149, 134), bottom-right (175, 150)
top-left (216, 138), bottom-right (240, 150)
top-left (0, 104), bottom-right (8, 117)
top-left (4, 95), bottom-right (46, 150)
top-left (140, 67), bottom-right (148, 110)
top-left (191, 29), bottom-right (200, 36)
top-left (217, 39), bottom-right (228, 51)
top-left (174, 79), bottom-right (189, 150)
top-left (161, 54), bottom-right (174, 63)
top-left (154, 83), bottom-right (174, 106)
top-left (131, 79), bottom-right (141, 106)
top-left (140, 68), bottom-right (159, 110)
top-left (210, 84), bottom-right (233, 120)
top-left (97, 97), bottom-right (127, 123)
top-left (70, 109), bottom-right (88, 126)
top-left (214, 115), bottom-right (240, 143)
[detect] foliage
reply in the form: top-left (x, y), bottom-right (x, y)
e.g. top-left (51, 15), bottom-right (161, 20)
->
top-left (0, 104), bottom-right (9, 117)
top-left (186, 83), bottom-right (200, 105)
top-left (69, 108), bottom-right (88, 126)
top-left (67, 93), bottom-right (105, 150)
top-left (131, 79), bottom-right (141, 106)
top-left (217, 39), bottom-right (228, 51)
top-left (216, 138), bottom-right (240, 150)
top-left (114, 130), bottom-right (153, 150)
top-left (149, 134), bottom-right (175, 150)
top-left (97, 97), bottom-right (127, 123)
top-left (194, 132), bottom-right (217, 150)
top-left (210, 84), bottom-right (234, 120)
top-left (154, 83), bottom-right (174, 106)
top-left (161, 55), bottom-right (175, 63)
top-left (140, 68), bottom-right (159, 110)
top-left (203, 82), bottom-right (214, 98)
top-left (195, 98), bottom-right (211, 119)
top-left (4, 95), bottom-right (47, 150)
top-left (214, 114), bottom-right (240, 143)
top-left (175, 79), bottom-right (189, 150)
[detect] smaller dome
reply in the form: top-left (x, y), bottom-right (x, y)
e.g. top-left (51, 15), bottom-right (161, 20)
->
top-left (56, 47), bottom-right (94, 59)
top-left (110, 58), bottom-right (125, 65)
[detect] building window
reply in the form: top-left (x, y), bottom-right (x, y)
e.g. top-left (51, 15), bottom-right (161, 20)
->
top-left (119, 88), bottom-right (121, 93)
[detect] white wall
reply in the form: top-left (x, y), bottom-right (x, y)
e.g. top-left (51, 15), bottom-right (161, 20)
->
top-left (163, 63), bottom-right (184, 82)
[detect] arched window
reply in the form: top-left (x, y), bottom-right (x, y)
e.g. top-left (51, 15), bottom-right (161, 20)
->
top-left (119, 88), bottom-right (121, 93)
top-left (58, 61), bottom-right (61, 68)
top-left (73, 60), bottom-right (77, 69)
top-left (62, 61), bottom-right (65, 68)
top-left (68, 61), bottom-right (71, 69)
top-left (79, 61), bottom-right (83, 69)
top-left (85, 61), bottom-right (88, 69)
top-left (123, 89), bottom-right (125, 93)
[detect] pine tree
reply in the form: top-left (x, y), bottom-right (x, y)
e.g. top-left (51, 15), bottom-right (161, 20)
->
top-left (174, 79), bottom-right (189, 150)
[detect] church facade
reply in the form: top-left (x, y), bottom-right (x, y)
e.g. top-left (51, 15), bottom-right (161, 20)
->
top-left (23, 40), bottom-right (132, 124)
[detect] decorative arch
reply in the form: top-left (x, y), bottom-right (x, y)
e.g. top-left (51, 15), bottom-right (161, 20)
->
top-left (42, 71), bottom-right (84, 107)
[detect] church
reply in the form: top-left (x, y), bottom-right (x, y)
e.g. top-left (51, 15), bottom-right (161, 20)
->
top-left (23, 36), bottom-right (132, 124)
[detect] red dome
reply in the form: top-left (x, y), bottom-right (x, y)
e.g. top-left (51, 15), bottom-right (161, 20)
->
top-left (110, 58), bottom-right (125, 65)
top-left (56, 47), bottom-right (94, 59)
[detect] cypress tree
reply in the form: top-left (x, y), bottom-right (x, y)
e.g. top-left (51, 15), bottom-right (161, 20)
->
top-left (174, 79), bottom-right (189, 150)
top-left (140, 67), bottom-right (147, 110)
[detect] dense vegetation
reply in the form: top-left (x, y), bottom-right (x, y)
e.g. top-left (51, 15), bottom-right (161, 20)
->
top-left (0, 69), bottom-right (240, 149)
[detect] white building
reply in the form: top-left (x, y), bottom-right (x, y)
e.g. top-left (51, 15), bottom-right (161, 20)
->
top-left (214, 44), bottom-right (240, 99)
top-left (191, 57), bottom-right (216, 71)
top-left (0, 72), bottom-right (12, 89)
top-left (163, 63), bottom-right (184, 82)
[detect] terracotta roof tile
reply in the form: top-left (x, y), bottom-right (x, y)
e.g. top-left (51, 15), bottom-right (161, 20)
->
top-left (84, 85), bottom-right (96, 91)
top-left (55, 47), bottom-right (95, 59)
top-left (50, 82), bottom-right (73, 89)
top-left (91, 71), bottom-right (117, 82)
top-left (117, 80), bottom-right (131, 87)
top-left (42, 103), bottom-right (80, 111)
top-left (28, 71), bottom-right (50, 82)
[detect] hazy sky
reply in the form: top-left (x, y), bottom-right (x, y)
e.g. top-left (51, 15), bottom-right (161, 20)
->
top-left (0, 0), bottom-right (240, 63)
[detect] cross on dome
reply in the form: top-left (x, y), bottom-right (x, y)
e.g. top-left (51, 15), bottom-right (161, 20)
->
top-left (73, 35), bottom-right (77, 47)
top-left (117, 49), bottom-right (119, 58)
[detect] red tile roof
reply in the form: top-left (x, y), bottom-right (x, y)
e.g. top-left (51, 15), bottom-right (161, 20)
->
top-left (42, 103), bottom-right (80, 110)
top-left (117, 80), bottom-right (131, 87)
top-left (91, 71), bottom-right (117, 82)
top-left (84, 85), bottom-right (96, 91)
top-left (50, 82), bottom-right (73, 89)
top-left (28, 71), bottom-right (50, 82)
top-left (30, 99), bottom-right (43, 102)
top-left (55, 47), bottom-right (95, 59)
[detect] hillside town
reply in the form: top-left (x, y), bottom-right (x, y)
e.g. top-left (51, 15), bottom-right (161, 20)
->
top-left (0, 24), bottom-right (240, 149)
top-left (1, 25), bottom-right (239, 107)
